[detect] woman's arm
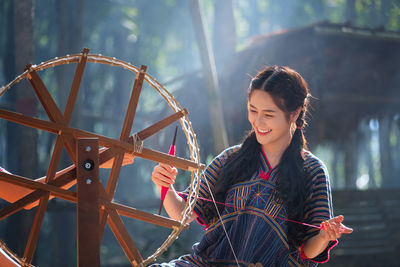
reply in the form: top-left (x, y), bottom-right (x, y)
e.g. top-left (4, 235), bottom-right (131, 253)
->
top-left (302, 215), bottom-right (353, 258)
top-left (151, 163), bottom-right (196, 223)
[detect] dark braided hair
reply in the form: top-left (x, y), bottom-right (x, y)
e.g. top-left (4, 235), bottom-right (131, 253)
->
top-left (202, 66), bottom-right (310, 248)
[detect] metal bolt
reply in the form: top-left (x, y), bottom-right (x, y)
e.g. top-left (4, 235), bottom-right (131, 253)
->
top-left (85, 146), bottom-right (91, 152)
top-left (83, 159), bottom-right (94, 170)
top-left (86, 179), bottom-right (92, 185)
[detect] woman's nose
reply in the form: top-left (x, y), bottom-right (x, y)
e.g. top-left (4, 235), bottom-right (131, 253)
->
top-left (255, 114), bottom-right (264, 126)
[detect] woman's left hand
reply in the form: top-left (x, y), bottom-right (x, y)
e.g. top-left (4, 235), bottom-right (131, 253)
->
top-left (319, 215), bottom-right (353, 241)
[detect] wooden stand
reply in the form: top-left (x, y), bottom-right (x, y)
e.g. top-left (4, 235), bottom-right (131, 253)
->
top-left (76, 138), bottom-right (100, 267)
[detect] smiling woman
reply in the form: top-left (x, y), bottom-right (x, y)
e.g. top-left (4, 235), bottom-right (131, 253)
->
top-left (150, 66), bottom-right (353, 266)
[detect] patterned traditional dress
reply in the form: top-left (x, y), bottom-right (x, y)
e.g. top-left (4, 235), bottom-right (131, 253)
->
top-left (151, 145), bottom-right (337, 267)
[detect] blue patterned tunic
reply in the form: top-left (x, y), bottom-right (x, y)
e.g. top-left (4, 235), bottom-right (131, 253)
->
top-left (151, 146), bottom-right (337, 267)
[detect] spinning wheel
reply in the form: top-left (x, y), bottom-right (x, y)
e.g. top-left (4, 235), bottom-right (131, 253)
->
top-left (0, 48), bottom-right (205, 266)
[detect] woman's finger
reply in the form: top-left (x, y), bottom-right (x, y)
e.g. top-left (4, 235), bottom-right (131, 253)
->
top-left (152, 169), bottom-right (175, 185)
top-left (157, 164), bottom-right (177, 178)
top-left (339, 224), bottom-right (353, 234)
top-left (324, 222), bottom-right (337, 240)
top-left (152, 173), bottom-right (175, 188)
top-left (154, 173), bottom-right (175, 184)
top-left (324, 222), bottom-right (334, 240)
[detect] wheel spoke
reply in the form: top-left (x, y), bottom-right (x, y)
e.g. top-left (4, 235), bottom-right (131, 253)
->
top-left (0, 172), bottom-right (77, 203)
top-left (109, 201), bottom-right (186, 230)
top-left (64, 48), bottom-right (89, 122)
top-left (107, 206), bottom-right (143, 266)
top-left (134, 108), bottom-right (188, 141)
top-left (24, 193), bottom-right (50, 263)
top-left (120, 65), bottom-right (146, 140)
top-left (26, 68), bottom-right (77, 161)
top-left (99, 151), bottom-right (125, 238)
top-left (0, 108), bottom-right (60, 134)
top-left (0, 148), bottom-right (117, 220)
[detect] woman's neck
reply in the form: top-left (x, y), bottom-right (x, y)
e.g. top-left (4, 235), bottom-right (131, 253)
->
top-left (261, 135), bottom-right (292, 169)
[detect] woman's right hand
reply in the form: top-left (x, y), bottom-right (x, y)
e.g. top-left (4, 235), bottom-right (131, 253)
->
top-left (151, 163), bottom-right (178, 192)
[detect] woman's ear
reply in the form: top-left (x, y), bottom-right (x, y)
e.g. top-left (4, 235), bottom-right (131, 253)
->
top-left (290, 107), bottom-right (302, 124)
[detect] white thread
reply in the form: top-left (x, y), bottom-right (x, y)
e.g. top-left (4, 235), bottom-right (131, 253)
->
top-left (203, 176), bottom-right (240, 267)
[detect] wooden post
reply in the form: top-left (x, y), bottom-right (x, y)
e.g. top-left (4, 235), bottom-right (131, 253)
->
top-left (76, 138), bottom-right (100, 267)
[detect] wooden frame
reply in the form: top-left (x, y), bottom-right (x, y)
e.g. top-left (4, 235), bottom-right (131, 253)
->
top-left (0, 48), bottom-right (204, 266)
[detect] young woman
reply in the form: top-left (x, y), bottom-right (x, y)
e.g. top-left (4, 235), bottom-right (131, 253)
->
top-left (151, 66), bottom-right (353, 266)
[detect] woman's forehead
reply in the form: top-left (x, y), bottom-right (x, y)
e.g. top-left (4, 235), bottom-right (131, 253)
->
top-left (248, 90), bottom-right (280, 111)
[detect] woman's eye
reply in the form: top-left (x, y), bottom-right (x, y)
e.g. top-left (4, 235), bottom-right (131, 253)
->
top-left (249, 109), bottom-right (257, 113)
top-left (264, 114), bottom-right (273, 118)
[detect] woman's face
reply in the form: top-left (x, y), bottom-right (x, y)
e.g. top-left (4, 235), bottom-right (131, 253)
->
top-left (247, 90), bottom-right (297, 153)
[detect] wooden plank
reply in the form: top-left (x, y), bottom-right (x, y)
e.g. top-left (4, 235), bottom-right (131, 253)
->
top-left (106, 205), bottom-right (143, 266)
top-left (23, 193), bottom-right (50, 263)
top-left (120, 65), bottom-right (146, 140)
top-left (0, 109), bottom-right (60, 134)
top-left (26, 68), bottom-right (65, 123)
top-left (45, 137), bottom-right (65, 183)
top-left (64, 48), bottom-right (89, 122)
top-left (26, 69), bottom-right (77, 160)
top-left (76, 138), bottom-right (100, 267)
top-left (108, 202), bottom-right (185, 230)
top-left (139, 148), bottom-right (204, 172)
top-left (99, 152), bottom-right (124, 238)
top-left (0, 191), bottom-right (46, 221)
top-left (0, 172), bottom-right (77, 202)
top-left (134, 109), bottom-right (188, 141)
top-left (0, 148), bottom-right (116, 220)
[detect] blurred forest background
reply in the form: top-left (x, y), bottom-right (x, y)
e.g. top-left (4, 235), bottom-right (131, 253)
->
top-left (0, 0), bottom-right (400, 266)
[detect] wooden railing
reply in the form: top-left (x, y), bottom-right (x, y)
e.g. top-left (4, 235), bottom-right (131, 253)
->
top-left (326, 189), bottom-right (400, 266)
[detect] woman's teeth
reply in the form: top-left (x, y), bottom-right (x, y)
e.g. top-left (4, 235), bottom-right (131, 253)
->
top-left (258, 128), bottom-right (271, 134)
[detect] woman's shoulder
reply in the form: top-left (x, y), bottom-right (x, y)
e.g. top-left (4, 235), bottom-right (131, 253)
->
top-left (215, 144), bottom-right (241, 160)
top-left (303, 150), bottom-right (329, 179)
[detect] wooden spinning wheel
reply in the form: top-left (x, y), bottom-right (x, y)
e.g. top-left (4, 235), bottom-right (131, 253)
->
top-left (0, 48), bottom-right (205, 266)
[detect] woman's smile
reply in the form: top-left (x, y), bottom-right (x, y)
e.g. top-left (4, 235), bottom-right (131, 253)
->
top-left (255, 127), bottom-right (272, 136)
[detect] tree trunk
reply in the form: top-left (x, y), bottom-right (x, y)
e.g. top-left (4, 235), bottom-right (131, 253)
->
top-left (365, 124), bottom-right (377, 188)
top-left (212, 0), bottom-right (236, 71)
top-left (380, 0), bottom-right (388, 28)
top-left (331, 145), bottom-right (339, 189)
top-left (3, 0), bottom-right (17, 171)
top-left (344, 132), bottom-right (358, 189)
top-left (345, 0), bottom-right (356, 25)
top-left (190, 0), bottom-right (228, 154)
top-left (249, 0), bottom-right (261, 35)
top-left (379, 115), bottom-right (394, 188)
top-left (5, 0), bottom-right (37, 259)
top-left (370, 0), bottom-right (378, 28)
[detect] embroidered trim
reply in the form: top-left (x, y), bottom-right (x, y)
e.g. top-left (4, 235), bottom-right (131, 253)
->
top-left (300, 239), bottom-right (339, 263)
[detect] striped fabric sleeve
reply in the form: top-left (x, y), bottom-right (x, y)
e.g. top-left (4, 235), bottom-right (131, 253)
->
top-left (178, 146), bottom-right (239, 229)
top-left (301, 154), bottom-right (338, 263)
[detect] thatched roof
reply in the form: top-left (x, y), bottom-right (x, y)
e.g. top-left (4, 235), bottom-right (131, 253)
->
top-left (217, 21), bottom-right (400, 145)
